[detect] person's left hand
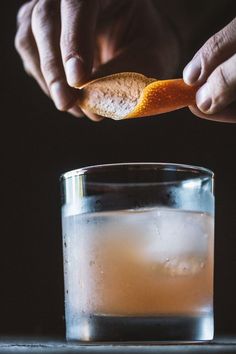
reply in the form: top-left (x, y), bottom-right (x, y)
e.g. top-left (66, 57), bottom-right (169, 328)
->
top-left (183, 18), bottom-right (236, 123)
top-left (15, 0), bottom-right (179, 121)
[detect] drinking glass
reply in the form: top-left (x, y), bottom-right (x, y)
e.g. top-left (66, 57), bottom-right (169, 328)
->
top-left (60, 163), bottom-right (214, 342)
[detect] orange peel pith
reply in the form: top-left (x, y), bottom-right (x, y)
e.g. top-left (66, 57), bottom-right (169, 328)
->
top-left (77, 72), bottom-right (197, 120)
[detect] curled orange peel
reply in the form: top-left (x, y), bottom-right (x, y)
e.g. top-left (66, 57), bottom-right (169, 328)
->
top-left (126, 79), bottom-right (197, 118)
top-left (77, 72), bottom-right (197, 120)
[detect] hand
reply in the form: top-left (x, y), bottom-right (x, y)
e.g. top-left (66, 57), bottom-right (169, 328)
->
top-left (183, 18), bottom-right (236, 123)
top-left (15, 0), bottom-right (179, 121)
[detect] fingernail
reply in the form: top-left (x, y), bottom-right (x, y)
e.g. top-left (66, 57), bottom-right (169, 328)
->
top-left (65, 57), bottom-right (86, 87)
top-left (50, 81), bottom-right (75, 111)
top-left (196, 84), bottom-right (212, 112)
top-left (183, 56), bottom-right (202, 85)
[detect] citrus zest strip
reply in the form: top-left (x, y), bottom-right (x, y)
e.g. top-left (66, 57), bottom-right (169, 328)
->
top-left (126, 79), bottom-right (197, 119)
top-left (77, 72), bottom-right (197, 120)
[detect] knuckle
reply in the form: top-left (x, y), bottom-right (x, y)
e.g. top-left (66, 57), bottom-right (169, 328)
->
top-left (32, 0), bottom-right (57, 24)
top-left (60, 30), bottom-right (81, 57)
top-left (14, 27), bottom-right (31, 52)
top-left (17, 1), bottom-right (39, 25)
top-left (209, 33), bottom-right (224, 54)
top-left (62, 0), bottom-right (84, 8)
top-left (41, 57), bottom-right (56, 73)
top-left (40, 57), bottom-right (60, 83)
top-left (202, 31), bottom-right (227, 60)
top-left (60, 43), bottom-right (79, 61)
top-left (60, 28), bottom-right (75, 45)
top-left (60, 35), bottom-right (81, 62)
top-left (231, 17), bottom-right (236, 29)
top-left (209, 66), bottom-right (231, 108)
top-left (17, 3), bottom-right (30, 24)
top-left (215, 65), bottom-right (231, 91)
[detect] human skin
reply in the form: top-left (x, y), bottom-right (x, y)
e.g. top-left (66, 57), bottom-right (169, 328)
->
top-left (15, 0), bottom-right (179, 121)
top-left (15, 0), bottom-right (236, 122)
top-left (182, 18), bottom-right (236, 123)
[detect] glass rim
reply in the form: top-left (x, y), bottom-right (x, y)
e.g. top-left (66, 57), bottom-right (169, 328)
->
top-left (60, 162), bottom-right (214, 181)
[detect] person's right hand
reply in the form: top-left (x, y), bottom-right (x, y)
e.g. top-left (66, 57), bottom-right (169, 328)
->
top-left (15, 0), bottom-right (179, 121)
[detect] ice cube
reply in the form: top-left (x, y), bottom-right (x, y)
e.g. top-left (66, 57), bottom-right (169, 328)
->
top-left (161, 256), bottom-right (205, 276)
top-left (143, 208), bottom-right (209, 263)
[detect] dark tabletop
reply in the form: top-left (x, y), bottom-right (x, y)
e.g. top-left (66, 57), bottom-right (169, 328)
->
top-left (0, 337), bottom-right (236, 353)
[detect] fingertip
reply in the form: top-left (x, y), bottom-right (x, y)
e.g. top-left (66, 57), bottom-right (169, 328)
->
top-left (189, 105), bottom-right (211, 119)
top-left (50, 80), bottom-right (77, 111)
top-left (183, 56), bottom-right (202, 86)
top-left (65, 57), bottom-right (89, 88)
top-left (68, 105), bottom-right (84, 118)
top-left (80, 108), bottom-right (105, 122)
top-left (189, 104), bottom-right (220, 121)
top-left (188, 105), bottom-right (236, 123)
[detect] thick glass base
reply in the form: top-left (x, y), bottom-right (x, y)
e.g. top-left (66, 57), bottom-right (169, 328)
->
top-left (66, 313), bottom-right (214, 342)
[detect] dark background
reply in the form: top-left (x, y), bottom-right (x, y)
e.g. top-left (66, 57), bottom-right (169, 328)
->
top-left (1, 1), bottom-right (236, 338)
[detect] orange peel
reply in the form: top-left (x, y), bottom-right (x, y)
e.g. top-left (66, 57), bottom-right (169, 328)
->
top-left (77, 72), bottom-right (197, 120)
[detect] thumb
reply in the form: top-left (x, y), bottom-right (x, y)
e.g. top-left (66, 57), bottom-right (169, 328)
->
top-left (194, 54), bottom-right (236, 115)
top-left (189, 101), bottom-right (236, 123)
top-left (183, 18), bottom-right (236, 86)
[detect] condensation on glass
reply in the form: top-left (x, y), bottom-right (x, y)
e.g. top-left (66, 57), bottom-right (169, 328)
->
top-left (60, 163), bottom-right (214, 342)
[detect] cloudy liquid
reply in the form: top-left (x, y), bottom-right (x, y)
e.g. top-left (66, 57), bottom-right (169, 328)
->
top-left (62, 208), bottom-right (214, 342)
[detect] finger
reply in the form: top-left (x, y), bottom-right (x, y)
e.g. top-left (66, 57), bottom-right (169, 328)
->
top-left (15, 30), bottom-right (49, 95)
top-left (16, 0), bottom-right (38, 29)
top-left (183, 18), bottom-right (236, 86)
top-left (195, 53), bottom-right (236, 115)
top-left (15, 1), bottom-right (49, 95)
top-left (68, 105), bottom-right (84, 118)
top-left (75, 25), bottom-right (176, 122)
top-left (76, 38), bottom-right (166, 122)
top-left (60, 0), bottom-right (99, 87)
top-left (189, 103), bottom-right (236, 123)
top-left (32, 0), bottom-right (78, 110)
top-left (80, 107), bottom-right (104, 122)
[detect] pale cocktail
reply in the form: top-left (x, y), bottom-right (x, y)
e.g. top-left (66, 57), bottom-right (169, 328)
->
top-left (61, 163), bottom-right (214, 342)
